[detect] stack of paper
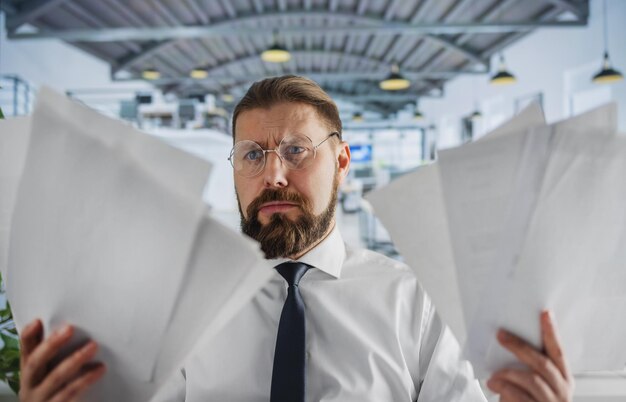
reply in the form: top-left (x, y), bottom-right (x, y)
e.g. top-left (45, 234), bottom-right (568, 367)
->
top-left (0, 88), bottom-right (273, 401)
top-left (366, 103), bottom-right (626, 377)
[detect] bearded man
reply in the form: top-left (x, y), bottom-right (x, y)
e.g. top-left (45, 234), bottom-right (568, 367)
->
top-left (18, 76), bottom-right (574, 402)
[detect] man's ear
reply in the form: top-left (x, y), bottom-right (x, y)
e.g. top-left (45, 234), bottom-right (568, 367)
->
top-left (336, 141), bottom-right (351, 184)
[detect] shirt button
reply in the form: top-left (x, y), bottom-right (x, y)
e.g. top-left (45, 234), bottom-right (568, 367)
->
top-left (306, 351), bottom-right (311, 360)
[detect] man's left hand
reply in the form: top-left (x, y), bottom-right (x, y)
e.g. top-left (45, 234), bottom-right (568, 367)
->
top-left (486, 310), bottom-right (574, 402)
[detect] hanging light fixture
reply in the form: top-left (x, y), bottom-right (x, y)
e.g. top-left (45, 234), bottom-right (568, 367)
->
top-left (413, 100), bottom-right (424, 120)
top-left (592, 0), bottom-right (623, 84)
top-left (379, 64), bottom-right (411, 91)
top-left (352, 111), bottom-right (364, 122)
top-left (490, 54), bottom-right (517, 85)
top-left (593, 52), bottom-right (623, 83)
top-left (142, 67), bottom-right (160, 80)
top-left (261, 30), bottom-right (291, 63)
top-left (190, 66), bottom-right (208, 79)
top-left (470, 99), bottom-right (482, 120)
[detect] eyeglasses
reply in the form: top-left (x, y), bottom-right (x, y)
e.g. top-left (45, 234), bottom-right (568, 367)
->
top-left (228, 132), bottom-right (340, 177)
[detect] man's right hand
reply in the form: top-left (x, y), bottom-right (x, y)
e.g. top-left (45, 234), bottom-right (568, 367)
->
top-left (18, 319), bottom-right (106, 402)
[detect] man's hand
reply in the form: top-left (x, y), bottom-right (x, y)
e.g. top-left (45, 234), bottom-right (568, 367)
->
top-left (487, 310), bottom-right (574, 402)
top-left (18, 319), bottom-right (106, 402)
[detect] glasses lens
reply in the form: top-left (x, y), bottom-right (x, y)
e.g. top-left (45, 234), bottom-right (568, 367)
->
top-left (278, 135), bottom-right (314, 170)
top-left (231, 141), bottom-right (265, 177)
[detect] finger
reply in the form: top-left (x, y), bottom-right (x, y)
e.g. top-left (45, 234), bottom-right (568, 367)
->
top-left (497, 329), bottom-right (564, 394)
top-left (38, 341), bottom-right (99, 399)
top-left (19, 319), bottom-right (43, 362)
top-left (22, 325), bottom-right (74, 387)
top-left (490, 369), bottom-right (555, 402)
top-left (48, 363), bottom-right (106, 402)
top-left (487, 377), bottom-right (534, 402)
top-left (541, 310), bottom-right (571, 381)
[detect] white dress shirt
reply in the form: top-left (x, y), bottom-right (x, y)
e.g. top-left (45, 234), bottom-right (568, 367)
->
top-left (152, 225), bottom-right (486, 402)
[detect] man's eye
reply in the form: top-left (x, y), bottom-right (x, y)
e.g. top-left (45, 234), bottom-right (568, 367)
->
top-left (244, 150), bottom-right (263, 161)
top-left (285, 146), bottom-right (305, 155)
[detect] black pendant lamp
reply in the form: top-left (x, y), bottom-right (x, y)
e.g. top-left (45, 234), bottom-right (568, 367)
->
top-left (592, 0), bottom-right (623, 84)
top-left (380, 64), bottom-right (411, 91)
top-left (490, 54), bottom-right (517, 85)
top-left (262, 30), bottom-right (291, 63)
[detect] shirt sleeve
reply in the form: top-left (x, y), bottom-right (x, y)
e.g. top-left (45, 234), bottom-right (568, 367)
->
top-left (415, 295), bottom-right (487, 402)
top-left (149, 368), bottom-right (187, 402)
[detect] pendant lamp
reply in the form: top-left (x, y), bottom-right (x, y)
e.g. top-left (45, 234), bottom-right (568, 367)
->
top-left (413, 100), bottom-right (424, 120)
top-left (592, 0), bottom-right (623, 83)
top-left (142, 67), bottom-right (160, 80)
top-left (352, 111), bottom-right (364, 122)
top-left (190, 66), bottom-right (208, 79)
top-left (380, 64), bottom-right (411, 91)
top-left (490, 54), bottom-right (517, 85)
top-left (261, 30), bottom-right (291, 63)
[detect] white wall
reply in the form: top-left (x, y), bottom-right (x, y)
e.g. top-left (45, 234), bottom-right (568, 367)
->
top-left (423, 0), bottom-right (626, 148)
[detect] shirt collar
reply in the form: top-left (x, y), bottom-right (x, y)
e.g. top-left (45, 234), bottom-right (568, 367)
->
top-left (270, 224), bottom-right (345, 279)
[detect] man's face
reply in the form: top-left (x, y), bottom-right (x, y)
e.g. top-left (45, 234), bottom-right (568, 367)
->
top-left (233, 102), bottom-right (350, 259)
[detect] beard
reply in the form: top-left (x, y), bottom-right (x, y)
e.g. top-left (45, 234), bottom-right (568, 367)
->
top-left (239, 175), bottom-right (339, 259)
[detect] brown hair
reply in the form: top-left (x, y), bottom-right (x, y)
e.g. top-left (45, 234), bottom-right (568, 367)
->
top-left (232, 75), bottom-right (342, 141)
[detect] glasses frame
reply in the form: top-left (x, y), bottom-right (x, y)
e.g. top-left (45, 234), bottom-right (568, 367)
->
top-left (228, 131), bottom-right (340, 177)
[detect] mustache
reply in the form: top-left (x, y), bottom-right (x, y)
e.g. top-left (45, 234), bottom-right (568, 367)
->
top-left (246, 189), bottom-right (311, 218)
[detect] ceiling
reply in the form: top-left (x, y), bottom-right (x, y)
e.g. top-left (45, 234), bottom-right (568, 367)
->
top-left (1, 0), bottom-right (589, 115)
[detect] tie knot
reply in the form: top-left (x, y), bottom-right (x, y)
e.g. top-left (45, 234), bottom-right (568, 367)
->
top-left (275, 262), bottom-right (311, 287)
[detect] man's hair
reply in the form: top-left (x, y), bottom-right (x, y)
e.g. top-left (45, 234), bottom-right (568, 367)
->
top-left (232, 75), bottom-right (342, 141)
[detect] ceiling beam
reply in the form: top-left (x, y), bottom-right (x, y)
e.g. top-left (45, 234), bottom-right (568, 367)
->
top-left (424, 34), bottom-right (488, 66)
top-left (545, 0), bottom-right (588, 19)
top-left (6, 0), bottom-right (71, 32)
top-left (7, 11), bottom-right (587, 42)
top-left (479, 4), bottom-right (566, 59)
top-left (113, 67), bottom-right (485, 86)
top-left (0, 1), bottom-right (17, 14)
top-left (112, 40), bottom-right (173, 76)
top-left (99, 8), bottom-right (514, 74)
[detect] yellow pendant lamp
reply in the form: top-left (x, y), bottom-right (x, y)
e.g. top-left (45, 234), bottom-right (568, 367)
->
top-left (380, 64), bottom-right (411, 91)
top-left (190, 66), bottom-right (208, 79)
top-left (142, 67), bottom-right (161, 80)
top-left (261, 30), bottom-right (291, 63)
top-left (490, 54), bottom-right (517, 85)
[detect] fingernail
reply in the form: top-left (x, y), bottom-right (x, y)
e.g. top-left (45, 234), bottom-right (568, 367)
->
top-left (497, 329), bottom-right (510, 341)
top-left (487, 378), bottom-right (502, 391)
top-left (56, 325), bottom-right (72, 337)
top-left (83, 341), bottom-right (98, 354)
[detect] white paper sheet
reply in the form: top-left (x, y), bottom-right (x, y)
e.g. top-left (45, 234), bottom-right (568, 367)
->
top-left (438, 128), bottom-right (553, 331)
top-left (152, 213), bottom-right (274, 381)
top-left (6, 88), bottom-right (274, 401)
top-left (79, 212), bottom-right (274, 402)
top-left (365, 103), bottom-right (547, 342)
top-left (469, 131), bottom-right (626, 376)
top-left (0, 117), bottom-right (31, 281)
top-left (477, 101), bottom-right (545, 142)
top-left (39, 87), bottom-right (212, 199)
top-left (461, 104), bottom-right (625, 376)
top-left (7, 88), bottom-right (208, 382)
top-left (365, 163), bottom-right (464, 340)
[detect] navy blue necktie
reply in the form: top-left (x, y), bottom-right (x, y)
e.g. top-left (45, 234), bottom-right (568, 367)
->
top-left (270, 262), bottom-right (311, 402)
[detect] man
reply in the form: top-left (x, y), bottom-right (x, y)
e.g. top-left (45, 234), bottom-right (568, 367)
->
top-left (18, 76), bottom-right (574, 402)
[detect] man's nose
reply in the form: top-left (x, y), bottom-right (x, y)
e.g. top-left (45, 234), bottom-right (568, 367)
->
top-left (263, 151), bottom-right (288, 188)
